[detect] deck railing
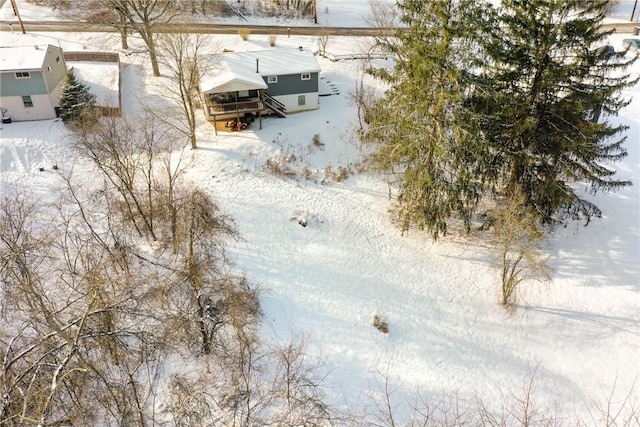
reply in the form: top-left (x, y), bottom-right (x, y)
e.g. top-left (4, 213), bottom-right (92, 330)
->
top-left (206, 100), bottom-right (264, 116)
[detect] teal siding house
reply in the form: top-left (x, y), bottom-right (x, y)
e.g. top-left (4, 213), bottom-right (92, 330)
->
top-left (0, 45), bottom-right (67, 121)
top-left (200, 48), bottom-right (321, 125)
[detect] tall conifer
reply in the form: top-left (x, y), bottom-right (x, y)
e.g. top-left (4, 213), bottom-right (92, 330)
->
top-left (473, 0), bottom-right (637, 223)
top-left (365, 0), bottom-right (490, 238)
top-left (59, 70), bottom-right (97, 126)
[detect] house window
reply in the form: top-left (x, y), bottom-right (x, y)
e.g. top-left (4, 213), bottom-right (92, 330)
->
top-left (298, 95), bottom-right (306, 106)
top-left (301, 73), bottom-right (311, 80)
top-left (15, 72), bottom-right (30, 79)
top-left (22, 95), bottom-right (33, 108)
top-left (47, 65), bottom-right (52, 72)
top-left (56, 56), bottom-right (60, 63)
top-left (267, 75), bottom-right (278, 84)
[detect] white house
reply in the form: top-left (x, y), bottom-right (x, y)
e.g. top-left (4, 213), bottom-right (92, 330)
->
top-left (0, 45), bottom-right (67, 121)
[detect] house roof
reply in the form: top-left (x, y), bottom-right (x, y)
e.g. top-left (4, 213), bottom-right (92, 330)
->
top-left (200, 48), bottom-right (321, 94)
top-left (0, 45), bottom-right (56, 72)
top-left (201, 70), bottom-right (268, 95)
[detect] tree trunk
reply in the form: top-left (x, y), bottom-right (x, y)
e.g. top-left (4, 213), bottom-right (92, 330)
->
top-left (149, 40), bottom-right (161, 77)
top-left (120, 25), bottom-right (128, 50)
top-left (198, 307), bottom-right (211, 355)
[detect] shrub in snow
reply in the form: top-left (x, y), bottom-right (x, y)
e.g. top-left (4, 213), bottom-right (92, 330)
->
top-left (238, 28), bottom-right (251, 41)
top-left (301, 165), bottom-right (314, 180)
top-left (264, 156), bottom-right (296, 177)
top-left (321, 164), bottom-right (350, 184)
top-left (373, 313), bottom-right (389, 334)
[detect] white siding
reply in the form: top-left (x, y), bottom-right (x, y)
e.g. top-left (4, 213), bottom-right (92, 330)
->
top-left (0, 94), bottom-right (56, 121)
top-left (49, 77), bottom-right (66, 108)
top-left (272, 92), bottom-right (319, 113)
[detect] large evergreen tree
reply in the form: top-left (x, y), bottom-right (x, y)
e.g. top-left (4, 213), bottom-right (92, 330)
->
top-left (473, 0), bottom-right (637, 223)
top-left (59, 70), bottom-right (96, 126)
top-left (365, 0), bottom-right (490, 238)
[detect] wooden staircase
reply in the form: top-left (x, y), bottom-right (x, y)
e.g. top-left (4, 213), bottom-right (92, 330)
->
top-left (264, 94), bottom-right (287, 118)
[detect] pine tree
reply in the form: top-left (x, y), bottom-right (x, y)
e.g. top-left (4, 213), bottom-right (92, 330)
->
top-left (472, 0), bottom-right (637, 223)
top-left (365, 0), bottom-right (490, 238)
top-left (59, 70), bottom-right (96, 126)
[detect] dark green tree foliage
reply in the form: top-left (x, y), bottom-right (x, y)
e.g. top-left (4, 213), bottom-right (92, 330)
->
top-left (473, 0), bottom-right (636, 223)
top-left (59, 70), bottom-right (96, 125)
top-left (366, 0), bottom-right (490, 238)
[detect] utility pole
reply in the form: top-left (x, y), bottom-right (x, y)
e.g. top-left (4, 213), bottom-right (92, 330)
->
top-left (313, 0), bottom-right (317, 24)
top-left (631, 0), bottom-right (638, 22)
top-left (10, 0), bottom-right (26, 34)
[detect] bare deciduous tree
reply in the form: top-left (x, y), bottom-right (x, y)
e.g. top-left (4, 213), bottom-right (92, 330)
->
top-left (318, 27), bottom-right (330, 56)
top-left (491, 190), bottom-right (550, 307)
top-left (104, 0), bottom-right (180, 76)
top-left (588, 376), bottom-right (640, 427)
top-left (350, 63), bottom-right (377, 131)
top-left (73, 114), bottom-right (189, 244)
top-left (0, 188), bottom-right (157, 425)
top-left (365, 0), bottom-right (401, 56)
top-left (156, 32), bottom-right (212, 149)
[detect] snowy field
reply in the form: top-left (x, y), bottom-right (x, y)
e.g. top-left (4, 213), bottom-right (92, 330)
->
top-left (0, 0), bottom-right (639, 423)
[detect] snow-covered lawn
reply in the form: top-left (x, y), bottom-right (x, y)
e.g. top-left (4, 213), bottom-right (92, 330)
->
top-left (1, 0), bottom-right (639, 422)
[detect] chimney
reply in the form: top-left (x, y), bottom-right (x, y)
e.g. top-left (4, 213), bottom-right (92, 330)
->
top-left (256, 58), bottom-right (259, 73)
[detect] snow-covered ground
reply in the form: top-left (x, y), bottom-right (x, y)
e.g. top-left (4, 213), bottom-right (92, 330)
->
top-left (1, 0), bottom-right (639, 422)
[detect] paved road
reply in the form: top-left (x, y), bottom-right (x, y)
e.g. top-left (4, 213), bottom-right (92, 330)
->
top-left (0, 20), bottom-right (395, 36)
top-left (0, 20), bottom-right (638, 36)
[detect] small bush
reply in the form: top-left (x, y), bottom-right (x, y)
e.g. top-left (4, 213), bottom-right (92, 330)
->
top-left (265, 157), bottom-right (296, 177)
top-left (336, 167), bottom-right (349, 182)
top-left (321, 165), bottom-right (349, 184)
top-left (372, 314), bottom-right (388, 334)
top-left (312, 133), bottom-right (324, 147)
top-left (238, 28), bottom-right (251, 41)
top-left (268, 34), bottom-right (277, 46)
top-left (302, 166), bottom-right (313, 180)
top-left (320, 165), bottom-right (334, 184)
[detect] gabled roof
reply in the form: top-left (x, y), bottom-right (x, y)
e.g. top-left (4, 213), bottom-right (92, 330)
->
top-left (201, 70), bottom-right (267, 95)
top-left (0, 45), bottom-right (57, 72)
top-left (200, 48), bottom-right (321, 95)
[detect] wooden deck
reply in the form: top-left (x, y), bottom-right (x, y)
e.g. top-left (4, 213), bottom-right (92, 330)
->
top-left (205, 100), bottom-right (263, 117)
top-left (204, 94), bottom-right (286, 134)
top-left (205, 94), bottom-right (286, 120)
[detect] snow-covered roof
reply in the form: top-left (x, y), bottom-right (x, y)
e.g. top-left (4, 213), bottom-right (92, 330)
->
top-left (201, 70), bottom-right (267, 95)
top-left (200, 48), bottom-right (321, 94)
top-left (0, 45), bottom-right (54, 72)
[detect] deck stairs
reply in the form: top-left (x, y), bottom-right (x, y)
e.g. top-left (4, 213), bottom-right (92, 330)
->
top-left (264, 94), bottom-right (287, 118)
